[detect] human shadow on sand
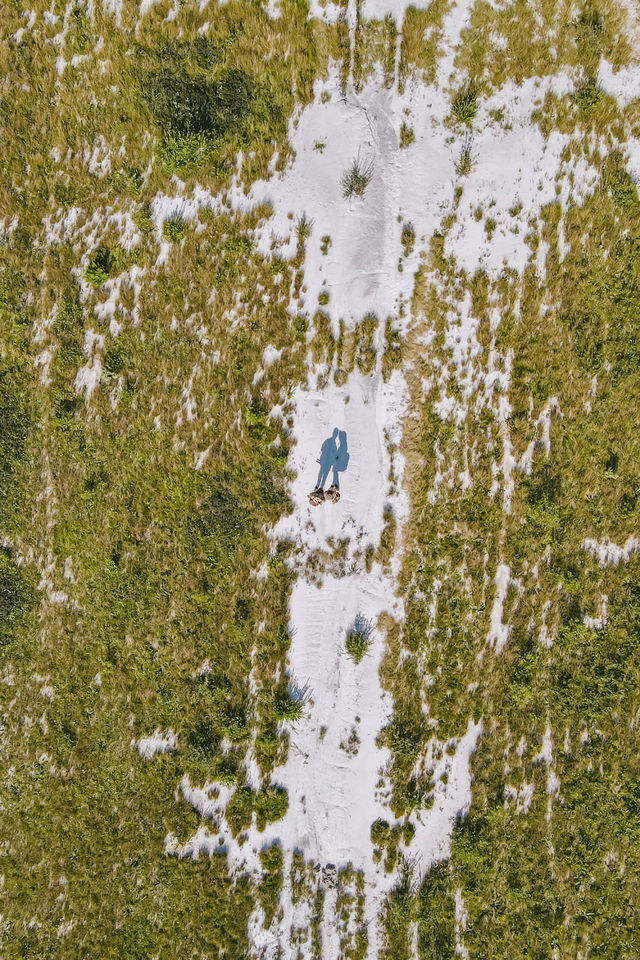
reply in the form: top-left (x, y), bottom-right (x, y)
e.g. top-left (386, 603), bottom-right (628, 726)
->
top-left (315, 428), bottom-right (350, 490)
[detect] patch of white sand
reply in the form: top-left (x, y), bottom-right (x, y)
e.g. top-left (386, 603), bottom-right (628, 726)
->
top-left (486, 563), bottom-right (511, 654)
top-left (582, 536), bottom-right (639, 567)
top-left (220, 67), bottom-right (583, 340)
top-left (134, 729), bottom-right (177, 759)
top-left (74, 329), bottom-right (104, 404)
top-left (598, 58), bottom-right (640, 108)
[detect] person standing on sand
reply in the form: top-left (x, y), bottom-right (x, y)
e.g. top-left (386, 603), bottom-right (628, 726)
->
top-left (315, 428), bottom-right (339, 490)
top-left (308, 428), bottom-right (348, 506)
top-left (325, 429), bottom-right (349, 502)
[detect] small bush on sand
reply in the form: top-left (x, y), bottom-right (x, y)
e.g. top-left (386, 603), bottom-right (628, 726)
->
top-left (399, 122), bottom-right (415, 148)
top-left (275, 679), bottom-right (308, 723)
top-left (401, 223), bottom-right (415, 257)
top-left (485, 217), bottom-right (497, 238)
top-left (341, 158), bottom-right (373, 199)
top-left (275, 695), bottom-right (304, 722)
top-left (451, 83), bottom-right (478, 125)
top-left (346, 612), bottom-right (374, 663)
top-left (456, 134), bottom-right (473, 176)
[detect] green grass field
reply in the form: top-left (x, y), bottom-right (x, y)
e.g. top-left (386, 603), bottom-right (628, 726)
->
top-left (2, 0), bottom-right (640, 956)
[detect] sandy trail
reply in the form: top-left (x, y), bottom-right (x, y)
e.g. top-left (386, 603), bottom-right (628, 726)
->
top-left (260, 366), bottom-right (406, 957)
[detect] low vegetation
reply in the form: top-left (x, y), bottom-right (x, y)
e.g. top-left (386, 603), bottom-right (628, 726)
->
top-left (399, 122), bottom-right (415, 147)
top-left (341, 157), bottom-right (374, 199)
top-left (346, 613), bottom-right (374, 664)
top-left (2, 0), bottom-right (639, 957)
top-left (0, 0), bottom-right (323, 951)
top-left (451, 82), bottom-right (478, 125)
top-left (380, 91), bottom-right (640, 958)
top-left (162, 215), bottom-right (187, 242)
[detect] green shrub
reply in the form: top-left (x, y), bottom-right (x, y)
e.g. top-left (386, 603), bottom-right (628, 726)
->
top-left (141, 68), bottom-right (253, 139)
top-left (269, 258), bottom-right (287, 276)
top-left (259, 842), bottom-right (283, 926)
top-left (162, 216), bottom-right (186, 243)
top-left (255, 727), bottom-right (280, 768)
top-left (399, 122), bottom-right (415, 148)
top-left (220, 705), bottom-right (248, 743)
top-left (603, 151), bottom-right (639, 210)
top-left (160, 133), bottom-right (218, 176)
top-left (224, 234), bottom-right (254, 258)
top-left (371, 818), bottom-right (390, 846)
top-left (103, 343), bottom-right (125, 380)
top-left (255, 786), bottom-right (288, 830)
top-left (354, 312), bottom-right (378, 375)
top-left (341, 158), bottom-right (373, 199)
top-left (382, 317), bottom-right (402, 380)
top-left (132, 205), bottom-right (153, 234)
top-left (274, 693), bottom-right (304, 723)
top-left (216, 757), bottom-right (239, 785)
top-left (187, 478), bottom-right (248, 551)
top-left (451, 83), bottom-right (478, 125)
top-left (84, 246), bottom-right (121, 287)
top-left (187, 718), bottom-right (219, 760)
top-left (296, 214), bottom-right (312, 242)
top-left (318, 290), bottom-right (330, 306)
top-left (84, 263), bottom-right (109, 288)
top-left (572, 77), bottom-right (602, 113)
top-left (226, 786), bottom-right (255, 836)
top-left (140, 66), bottom-right (283, 174)
top-left (260, 842), bottom-right (283, 872)
top-left (573, 5), bottom-right (605, 68)
top-left (401, 223), bottom-right (415, 257)
top-left (68, 4), bottom-right (89, 47)
top-left (415, 861), bottom-right (456, 960)
top-left (346, 613), bottom-right (373, 664)
top-left (245, 397), bottom-right (268, 436)
top-left (0, 373), bottom-right (29, 483)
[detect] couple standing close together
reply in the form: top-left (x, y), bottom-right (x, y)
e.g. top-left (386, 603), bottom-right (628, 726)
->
top-left (308, 428), bottom-right (349, 506)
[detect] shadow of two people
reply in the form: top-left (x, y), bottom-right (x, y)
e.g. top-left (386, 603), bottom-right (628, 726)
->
top-left (316, 428), bottom-right (349, 490)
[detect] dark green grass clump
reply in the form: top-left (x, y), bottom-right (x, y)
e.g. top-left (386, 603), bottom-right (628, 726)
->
top-left (341, 158), bottom-right (373, 199)
top-left (346, 613), bottom-right (373, 664)
top-left (140, 65), bottom-right (283, 174)
top-left (451, 82), bottom-right (478, 125)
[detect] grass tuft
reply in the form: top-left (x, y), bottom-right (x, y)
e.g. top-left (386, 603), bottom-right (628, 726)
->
top-left (572, 76), bottom-right (602, 113)
top-left (84, 247), bottom-right (113, 287)
top-left (399, 122), bottom-right (415, 148)
top-left (162, 216), bottom-right (187, 243)
top-left (275, 680), bottom-right (308, 723)
top-left (346, 613), bottom-right (374, 664)
top-left (455, 133), bottom-right (474, 176)
top-left (401, 223), bottom-right (415, 257)
top-left (341, 157), bottom-right (374, 199)
top-left (451, 83), bottom-right (478, 125)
